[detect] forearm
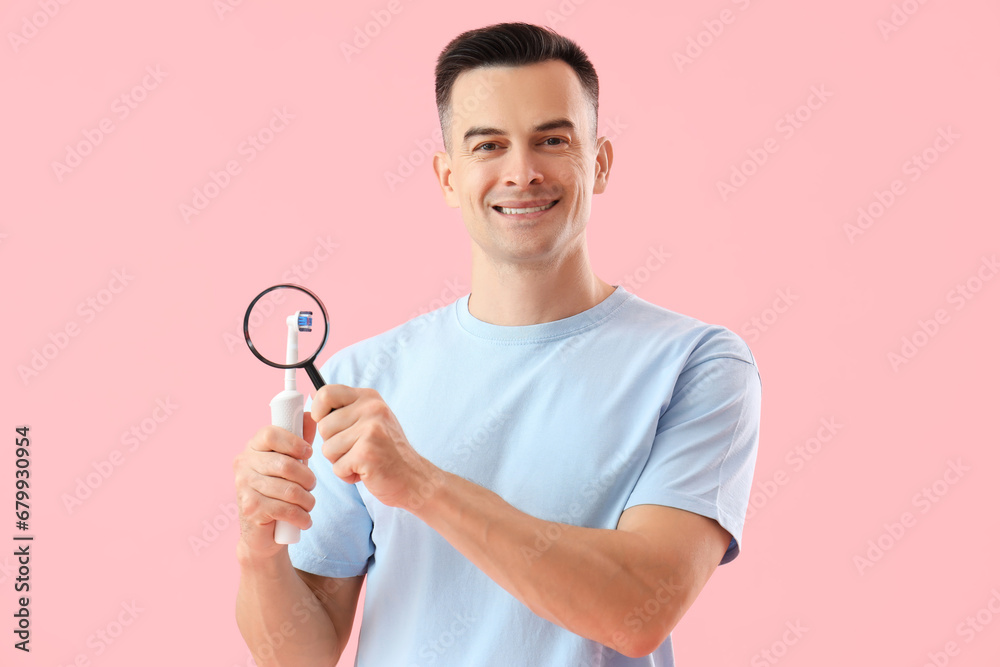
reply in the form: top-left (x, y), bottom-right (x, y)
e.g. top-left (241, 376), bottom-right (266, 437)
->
top-left (235, 547), bottom-right (341, 667)
top-left (410, 469), bottom-right (688, 655)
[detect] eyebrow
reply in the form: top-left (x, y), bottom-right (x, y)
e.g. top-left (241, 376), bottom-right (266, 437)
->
top-left (462, 118), bottom-right (577, 146)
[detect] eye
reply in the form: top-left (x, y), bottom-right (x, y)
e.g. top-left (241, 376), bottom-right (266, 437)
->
top-left (475, 142), bottom-right (500, 152)
top-left (544, 137), bottom-right (567, 146)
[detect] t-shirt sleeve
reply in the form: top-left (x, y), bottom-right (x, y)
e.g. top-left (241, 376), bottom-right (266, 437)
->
top-left (623, 334), bottom-right (762, 565)
top-left (287, 373), bottom-right (375, 577)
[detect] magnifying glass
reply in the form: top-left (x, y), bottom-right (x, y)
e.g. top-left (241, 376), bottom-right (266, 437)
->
top-left (243, 283), bottom-right (331, 544)
top-left (243, 283), bottom-right (330, 391)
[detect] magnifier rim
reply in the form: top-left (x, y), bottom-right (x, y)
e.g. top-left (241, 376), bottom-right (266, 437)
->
top-left (243, 283), bottom-right (330, 370)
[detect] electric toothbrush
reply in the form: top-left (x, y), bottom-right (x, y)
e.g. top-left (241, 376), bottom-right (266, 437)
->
top-left (270, 310), bottom-right (312, 545)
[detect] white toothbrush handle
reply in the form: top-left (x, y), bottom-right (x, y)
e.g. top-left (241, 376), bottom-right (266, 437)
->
top-left (270, 389), bottom-right (305, 544)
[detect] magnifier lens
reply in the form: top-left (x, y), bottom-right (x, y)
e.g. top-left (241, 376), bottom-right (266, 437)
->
top-left (245, 286), bottom-right (326, 367)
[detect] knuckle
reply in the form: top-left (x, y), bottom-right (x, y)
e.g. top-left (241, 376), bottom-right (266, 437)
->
top-left (273, 455), bottom-right (294, 478)
top-left (238, 490), bottom-right (259, 516)
top-left (315, 385), bottom-right (333, 405)
top-left (280, 480), bottom-right (300, 504)
top-left (317, 421), bottom-right (332, 442)
top-left (321, 441), bottom-right (336, 462)
top-left (366, 420), bottom-right (386, 440)
top-left (284, 503), bottom-right (306, 523)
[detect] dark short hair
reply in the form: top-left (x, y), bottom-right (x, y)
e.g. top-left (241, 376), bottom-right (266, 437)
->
top-left (434, 22), bottom-right (599, 154)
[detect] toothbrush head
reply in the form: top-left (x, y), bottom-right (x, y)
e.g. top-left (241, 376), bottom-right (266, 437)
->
top-left (296, 311), bottom-right (313, 332)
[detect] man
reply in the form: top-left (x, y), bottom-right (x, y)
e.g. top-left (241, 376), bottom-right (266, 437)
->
top-left (234, 21), bottom-right (761, 666)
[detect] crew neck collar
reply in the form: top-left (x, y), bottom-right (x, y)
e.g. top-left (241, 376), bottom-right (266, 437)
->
top-left (454, 285), bottom-right (632, 343)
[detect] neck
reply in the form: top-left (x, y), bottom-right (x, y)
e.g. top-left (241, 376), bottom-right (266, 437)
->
top-left (467, 238), bottom-right (616, 326)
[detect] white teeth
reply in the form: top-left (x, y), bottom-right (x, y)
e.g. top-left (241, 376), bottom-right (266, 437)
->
top-left (497, 200), bottom-right (556, 215)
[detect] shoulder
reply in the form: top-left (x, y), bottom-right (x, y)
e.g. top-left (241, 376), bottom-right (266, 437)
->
top-left (616, 291), bottom-right (758, 371)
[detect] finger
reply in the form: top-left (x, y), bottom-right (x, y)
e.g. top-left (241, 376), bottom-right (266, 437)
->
top-left (252, 451), bottom-right (317, 491)
top-left (247, 471), bottom-right (317, 513)
top-left (321, 422), bottom-right (364, 473)
top-left (314, 402), bottom-right (359, 443)
top-left (311, 384), bottom-right (366, 421)
top-left (250, 425), bottom-right (313, 461)
top-left (303, 411), bottom-right (316, 445)
top-left (240, 489), bottom-right (313, 531)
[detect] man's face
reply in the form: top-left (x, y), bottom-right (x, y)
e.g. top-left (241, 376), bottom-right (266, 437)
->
top-left (432, 60), bottom-right (611, 267)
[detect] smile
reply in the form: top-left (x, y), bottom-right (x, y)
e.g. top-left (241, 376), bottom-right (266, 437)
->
top-left (492, 200), bottom-right (558, 215)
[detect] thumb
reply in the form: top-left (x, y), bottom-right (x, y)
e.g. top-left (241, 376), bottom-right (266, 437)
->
top-left (302, 411), bottom-right (317, 446)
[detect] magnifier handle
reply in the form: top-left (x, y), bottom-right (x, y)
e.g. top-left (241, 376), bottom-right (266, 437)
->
top-left (304, 364), bottom-right (339, 418)
top-left (305, 365), bottom-right (326, 394)
top-left (270, 389), bottom-right (305, 545)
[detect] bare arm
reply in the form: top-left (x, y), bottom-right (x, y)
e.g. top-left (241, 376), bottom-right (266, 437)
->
top-left (234, 420), bottom-right (364, 666)
top-left (236, 549), bottom-right (364, 665)
top-left (411, 471), bottom-right (730, 658)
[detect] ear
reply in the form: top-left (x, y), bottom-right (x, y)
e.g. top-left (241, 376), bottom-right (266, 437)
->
top-left (592, 137), bottom-right (613, 195)
top-left (432, 151), bottom-right (460, 208)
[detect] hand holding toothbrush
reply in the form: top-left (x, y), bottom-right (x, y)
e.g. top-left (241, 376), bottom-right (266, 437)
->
top-left (233, 417), bottom-right (318, 560)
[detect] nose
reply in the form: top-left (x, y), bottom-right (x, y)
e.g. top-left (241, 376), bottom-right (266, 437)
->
top-left (502, 143), bottom-right (545, 187)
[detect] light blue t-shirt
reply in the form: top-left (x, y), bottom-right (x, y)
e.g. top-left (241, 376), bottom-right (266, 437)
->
top-left (289, 285), bottom-right (761, 666)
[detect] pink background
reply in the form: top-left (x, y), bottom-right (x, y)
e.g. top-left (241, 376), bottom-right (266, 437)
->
top-left (3, 1), bottom-right (999, 665)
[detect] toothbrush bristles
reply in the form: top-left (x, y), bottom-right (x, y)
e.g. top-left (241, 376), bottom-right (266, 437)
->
top-left (298, 311), bottom-right (313, 332)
